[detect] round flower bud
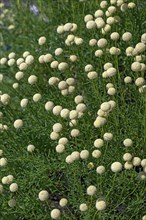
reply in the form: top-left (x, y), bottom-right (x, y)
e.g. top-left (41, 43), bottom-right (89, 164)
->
top-left (104, 63), bottom-right (113, 70)
top-left (60, 108), bottom-right (70, 118)
top-left (94, 9), bottom-right (104, 18)
top-left (64, 23), bottom-right (73, 32)
top-left (128, 2), bottom-right (136, 9)
top-left (1, 94), bottom-right (10, 105)
top-left (100, 102), bottom-right (111, 112)
top-left (94, 139), bottom-right (104, 148)
top-left (111, 162), bottom-right (122, 172)
top-left (103, 132), bottom-right (113, 141)
top-left (124, 76), bottom-right (132, 84)
top-left (55, 48), bottom-right (63, 56)
top-left (50, 132), bottom-right (59, 140)
top-left (123, 138), bottom-right (133, 147)
top-left (15, 71), bottom-right (24, 80)
top-left (123, 153), bottom-right (132, 162)
top-left (122, 32), bottom-right (132, 42)
top-left (0, 158), bottom-right (7, 166)
top-left (96, 200), bottom-right (106, 210)
top-left (96, 165), bottom-right (105, 174)
top-left (71, 129), bottom-right (80, 137)
top-left (19, 62), bottom-right (28, 70)
top-left (12, 83), bottom-right (19, 89)
top-left (44, 54), bottom-right (53, 63)
top-left (135, 77), bottom-right (145, 87)
top-left (107, 67), bottom-right (116, 77)
top-left (53, 123), bottom-right (62, 133)
top-left (38, 190), bottom-right (49, 201)
top-left (9, 183), bottom-right (18, 192)
top-left (80, 150), bottom-right (89, 159)
top-left (87, 71), bottom-right (97, 80)
top-left (87, 185), bottom-right (97, 196)
top-left (132, 157), bottom-right (141, 166)
top-left (8, 58), bottom-right (15, 66)
top-left (53, 106), bottom-right (62, 116)
top-left (86, 20), bottom-right (96, 29)
top-left (126, 47), bottom-right (134, 56)
top-left (135, 42), bottom-right (146, 54)
top-left (38, 55), bottom-right (45, 63)
top-left (58, 81), bottom-right (68, 90)
top-left (71, 151), bottom-right (80, 161)
top-left (74, 95), bottom-right (83, 104)
top-left (38, 36), bottom-right (46, 45)
top-left (50, 61), bottom-right (59, 69)
top-left (131, 62), bottom-right (141, 72)
top-left (85, 64), bottom-right (93, 72)
top-left (8, 52), bottom-right (15, 59)
top-left (66, 78), bottom-right (75, 86)
top-left (23, 51), bottom-right (30, 58)
top-left (142, 215), bottom-right (146, 220)
top-left (1, 57), bottom-right (7, 65)
top-left (95, 18), bottom-right (105, 28)
top-left (14, 119), bottom-right (23, 129)
top-left (89, 39), bottom-right (97, 46)
top-left (92, 149), bottom-right (101, 158)
top-left (79, 203), bottom-right (88, 211)
top-left (69, 55), bottom-right (77, 62)
top-left (57, 25), bottom-right (64, 34)
top-left (95, 49), bottom-right (103, 57)
top-left (45, 101), bottom-right (54, 111)
top-left (141, 33), bottom-right (146, 44)
top-left (48, 77), bottom-right (59, 86)
top-left (50, 208), bottom-right (61, 219)
top-left (8, 199), bottom-right (16, 208)
top-left (74, 37), bottom-right (83, 45)
top-left (76, 103), bottom-right (86, 112)
top-left (59, 198), bottom-right (68, 207)
top-left (65, 155), bottom-right (73, 164)
top-left (94, 116), bottom-right (107, 128)
top-left (69, 110), bottom-right (78, 120)
top-left (28, 75), bottom-right (37, 85)
top-left (27, 144), bottom-right (35, 152)
top-left (25, 55), bottom-right (34, 65)
top-left (84, 14), bottom-right (93, 23)
top-left (100, 1), bottom-right (108, 9)
top-left (56, 144), bottom-right (65, 153)
top-left (107, 87), bottom-right (116, 96)
top-left (58, 62), bottom-right (68, 71)
top-left (58, 137), bottom-right (68, 145)
top-left (71, 23), bottom-right (77, 32)
top-left (2, 176), bottom-right (9, 184)
top-left (33, 93), bottom-right (41, 102)
top-left (97, 38), bottom-right (107, 48)
top-left (141, 159), bottom-right (146, 167)
top-left (110, 32), bottom-right (120, 41)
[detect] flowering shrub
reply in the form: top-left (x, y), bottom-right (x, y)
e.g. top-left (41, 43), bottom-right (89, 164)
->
top-left (0, 0), bottom-right (146, 219)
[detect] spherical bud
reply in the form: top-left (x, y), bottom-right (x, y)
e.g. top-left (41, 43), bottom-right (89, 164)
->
top-left (96, 165), bottom-right (105, 174)
top-left (50, 209), bottom-right (61, 219)
top-left (55, 48), bottom-right (63, 56)
top-left (132, 157), bottom-right (141, 166)
top-left (58, 137), bottom-right (68, 145)
top-left (50, 61), bottom-right (59, 69)
top-left (58, 62), bottom-right (68, 71)
top-left (87, 185), bottom-right (97, 196)
top-left (23, 51), bottom-right (30, 58)
top-left (57, 25), bottom-right (64, 34)
top-left (8, 58), bottom-right (15, 66)
top-left (89, 39), bottom-right (97, 46)
top-left (84, 14), bottom-right (93, 23)
top-left (80, 150), bottom-right (89, 159)
top-left (85, 64), bottom-right (93, 72)
top-left (53, 123), bottom-right (62, 133)
top-left (15, 71), bottom-right (24, 81)
top-left (95, 18), bottom-right (105, 29)
top-left (19, 62), bottom-right (28, 70)
top-left (141, 159), bottom-right (146, 167)
top-left (103, 132), bottom-right (113, 141)
top-left (135, 42), bottom-right (146, 54)
top-left (28, 75), bottom-right (37, 85)
top-left (76, 103), bottom-right (86, 112)
top-left (60, 108), bottom-right (70, 118)
top-left (2, 176), bottom-right (9, 184)
top-left (107, 67), bottom-right (116, 77)
top-left (123, 153), bottom-right (132, 162)
top-left (56, 144), bottom-right (65, 153)
top-left (123, 138), bottom-right (133, 147)
top-left (135, 77), bottom-right (145, 87)
top-left (65, 155), bottom-right (73, 164)
top-left (141, 33), bottom-right (146, 44)
top-left (86, 20), bottom-right (96, 29)
top-left (70, 129), bottom-right (80, 137)
top-left (58, 81), bottom-right (68, 90)
top-left (25, 55), bottom-right (34, 65)
top-left (44, 54), bottom-right (53, 63)
top-left (0, 158), bottom-right (7, 166)
top-left (100, 1), bottom-right (108, 9)
top-left (64, 23), bottom-right (73, 32)
top-left (33, 93), bottom-right (41, 102)
top-left (94, 116), bottom-right (107, 128)
top-left (74, 95), bottom-right (84, 104)
top-left (9, 183), bottom-right (18, 192)
top-left (14, 119), bottom-right (23, 129)
top-left (110, 32), bottom-right (120, 41)
top-left (38, 190), bottom-right (49, 201)
top-left (1, 94), bottom-right (10, 105)
top-left (97, 38), bottom-right (107, 48)
top-left (38, 36), bottom-right (46, 45)
top-left (79, 203), bottom-right (88, 211)
top-left (53, 106), bottom-right (62, 116)
top-left (38, 55), bottom-right (45, 63)
top-left (50, 132), bottom-right (59, 140)
top-left (27, 144), bottom-right (35, 153)
top-left (124, 76), bottom-right (132, 84)
top-left (100, 102), bottom-right (111, 112)
top-left (111, 162), bottom-right (122, 172)
top-left (8, 199), bottom-right (16, 208)
top-left (45, 101), bottom-right (54, 111)
top-left (95, 50), bottom-right (103, 57)
top-left (107, 87), bottom-right (116, 95)
top-left (71, 151), bottom-right (80, 161)
top-left (59, 198), bottom-right (68, 207)
top-left (94, 139), bottom-right (104, 148)
top-left (96, 200), bottom-right (106, 210)
top-left (69, 55), bottom-right (77, 62)
top-left (87, 71), bottom-right (97, 80)
top-left (94, 9), bottom-right (104, 18)
top-left (92, 149), bottom-right (101, 158)
top-left (122, 32), bottom-right (132, 42)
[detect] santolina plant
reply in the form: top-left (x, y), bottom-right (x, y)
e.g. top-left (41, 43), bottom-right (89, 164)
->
top-left (0, 0), bottom-right (146, 219)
